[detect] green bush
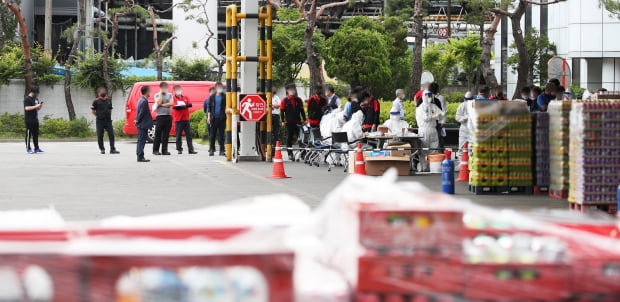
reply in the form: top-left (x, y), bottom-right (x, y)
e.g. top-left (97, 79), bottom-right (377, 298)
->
top-left (0, 43), bottom-right (61, 86)
top-left (39, 116), bottom-right (94, 138)
top-left (74, 49), bottom-right (126, 90)
top-left (113, 119), bottom-right (129, 137)
top-left (189, 110), bottom-right (206, 139)
top-left (170, 59), bottom-right (218, 81)
top-left (0, 113), bottom-right (24, 136)
top-left (445, 92), bottom-right (466, 103)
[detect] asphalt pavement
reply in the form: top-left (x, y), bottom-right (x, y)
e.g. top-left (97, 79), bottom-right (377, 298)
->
top-left (0, 141), bottom-right (568, 221)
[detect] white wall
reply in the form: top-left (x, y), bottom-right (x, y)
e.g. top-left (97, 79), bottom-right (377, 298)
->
top-left (495, 0), bottom-right (620, 94)
top-left (172, 0), bottom-right (218, 61)
top-left (0, 80), bottom-right (128, 127)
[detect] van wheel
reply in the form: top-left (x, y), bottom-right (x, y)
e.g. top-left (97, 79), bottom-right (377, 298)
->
top-left (147, 122), bottom-right (156, 143)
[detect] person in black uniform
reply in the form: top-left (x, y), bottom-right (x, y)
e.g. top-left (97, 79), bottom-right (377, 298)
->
top-left (24, 87), bottom-right (44, 154)
top-left (280, 84), bottom-right (305, 161)
top-left (135, 86), bottom-right (153, 162)
top-left (207, 82), bottom-right (226, 156)
top-left (91, 87), bottom-right (119, 154)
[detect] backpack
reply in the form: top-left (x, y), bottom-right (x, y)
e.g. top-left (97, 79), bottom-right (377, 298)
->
top-left (307, 96), bottom-right (323, 120)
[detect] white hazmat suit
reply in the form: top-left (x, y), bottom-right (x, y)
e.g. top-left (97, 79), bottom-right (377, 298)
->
top-left (416, 91), bottom-right (444, 171)
top-left (455, 92), bottom-right (474, 150)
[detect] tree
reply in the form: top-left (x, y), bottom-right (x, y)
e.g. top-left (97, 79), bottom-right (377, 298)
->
top-left (325, 18), bottom-right (390, 90)
top-left (181, 0), bottom-right (225, 80)
top-left (148, 6), bottom-right (176, 81)
top-left (383, 17), bottom-right (412, 97)
top-left (0, 4), bottom-right (17, 50)
top-left (601, 0), bottom-right (620, 17)
top-left (290, 0), bottom-right (351, 90)
top-left (74, 49), bottom-right (125, 91)
top-left (506, 28), bottom-right (556, 85)
top-left (170, 58), bottom-right (217, 81)
top-left (449, 35), bottom-right (483, 91)
top-left (272, 8), bottom-right (324, 86)
top-left (2, 0), bottom-right (34, 92)
top-left (422, 42), bottom-right (457, 88)
top-left (410, 0), bottom-right (424, 94)
top-left (96, 3), bottom-right (145, 97)
top-left (386, 0), bottom-right (415, 19)
top-left (60, 0), bottom-right (87, 121)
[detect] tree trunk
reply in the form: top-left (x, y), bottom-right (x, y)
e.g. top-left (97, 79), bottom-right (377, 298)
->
top-left (480, 13), bottom-right (501, 89)
top-left (0, 12), bottom-right (5, 50)
top-left (102, 15), bottom-right (121, 97)
top-left (4, 0), bottom-right (34, 93)
top-left (63, 27), bottom-right (80, 121)
top-left (304, 8), bottom-right (324, 90)
top-left (410, 0), bottom-right (424, 94)
top-left (148, 7), bottom-right (163, 81)
top-left (511, 1), bottom-right (529, 99)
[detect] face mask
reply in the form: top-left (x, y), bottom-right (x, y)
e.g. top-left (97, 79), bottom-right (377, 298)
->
top-left (287, 90), bottom-right (295, 95)
top-left (99, 93), bottom-right (106, 97)
top-left (521, 94), bottom-right (528, 100)
top-left (390, 114), bottom-right (399, 121)
top-left (175, 90), bottom-right (182, 96)
top-left (216, 88), bottom-right (224, 94)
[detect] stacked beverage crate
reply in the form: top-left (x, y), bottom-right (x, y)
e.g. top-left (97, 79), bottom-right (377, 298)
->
top-left (532, 112), bottom-right (550, 194)
top-left (469, 102), bottom-right (533, 194)
top-left (547, 100), bottom-right (571, 198)
top-left (568, 100), bottom-right (620, 214)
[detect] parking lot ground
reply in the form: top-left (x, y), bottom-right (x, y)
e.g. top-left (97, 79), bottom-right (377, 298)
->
top-left (0, 141), bottom-right (567, 221)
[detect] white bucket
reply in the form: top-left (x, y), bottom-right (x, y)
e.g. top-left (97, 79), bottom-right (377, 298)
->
top-left (428, 153), bottom-right (445, 174)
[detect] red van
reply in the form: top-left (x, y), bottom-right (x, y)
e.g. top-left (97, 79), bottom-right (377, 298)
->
top-left (122, 81), bottom-right (216, 141)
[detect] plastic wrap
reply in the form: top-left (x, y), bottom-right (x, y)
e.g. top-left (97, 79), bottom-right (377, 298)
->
top-left (532, 112), bottom-right (550, 190)
top-left (2, 175), bottom-right (620, 301)
top-left (568, 100), bottom-right (620, 211)
top-left (548, 100), bottom-right (571, 197)
top-left (467, 101), bottom-right (533, 193)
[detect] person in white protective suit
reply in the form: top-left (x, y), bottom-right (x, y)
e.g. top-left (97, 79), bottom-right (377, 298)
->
top-left (416, 90), bottom-right (444, 172)
top-left (455, 91), bottom-right (474, 151)
top-left (382, 103), bottom-right (410, 135)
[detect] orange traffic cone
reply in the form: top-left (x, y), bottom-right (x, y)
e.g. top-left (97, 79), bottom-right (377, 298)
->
top-left (457, 142), bottom-right (470, 182)
top-left (270, 141), bottom-right (290, 179)
top-left (354, 142), bottom-right (366, 175)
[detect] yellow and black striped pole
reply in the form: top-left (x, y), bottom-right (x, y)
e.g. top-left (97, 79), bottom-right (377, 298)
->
top-left (265, 5), bottom-right (274, 161)
top-left (225, 6), bottom-right (233, 161)
top-left (258, 8), bottom-right (267, 160)
top-left (230, 4), bottom-right (239, 161)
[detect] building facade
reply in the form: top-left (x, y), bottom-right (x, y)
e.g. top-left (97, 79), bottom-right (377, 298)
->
top-left (495, 1), bottom-right (620, 96)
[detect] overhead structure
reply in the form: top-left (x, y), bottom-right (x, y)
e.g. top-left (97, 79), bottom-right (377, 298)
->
top-left (225, 4), bottom-right (274, 162)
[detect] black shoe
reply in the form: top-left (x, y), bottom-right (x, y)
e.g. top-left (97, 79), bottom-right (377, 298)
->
top-left (162, 152), bottom-right (171, 155)
top-left (219, 151), bottom-right (225, 156)
top-left (137, 158), bottom-right (150, 162)
top-left (209, 151), bottom-right (214, 156)
top-left (110, 150), bottom-right (120, 154)
top-left (153, 151), bottom-right (162, 155)
top-left (189, 151), bottom-right (198, 154)
top-left (100, 150), bottom-right (106, 154)
top-left (178, 150), bottom-right (183, 154)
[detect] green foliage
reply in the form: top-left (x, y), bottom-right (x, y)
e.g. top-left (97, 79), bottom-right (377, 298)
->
top-left (422, 42), bottom-right (457, 88)
top-left (189, 110), bottom-right (206, 139)
top-left (113, 119), bottom-right (129, 137)
top-left (506, 28), bottom-right (557, 85)
top-left (445, 92), bottom-right (466, 103)
top-left (170, 58), bottom-right (217, 81)
top-left (0, 5), bottom-right (18, 46)
top-left (74, 49), bottom-right (126, 90)
top-left (570, 84), bottom-right (585, 99)
top-left (601, 0), bottom-right (620, 18)
top-left (0, 43), bottom-right (61, 86)
top-left (449, 36), bottom-right (482, 87)
top-left (272, 8), bottom-right (325, 86)
top-left (121, 75), bottom-right (166, 90)
top-left (39, 116), bottom-right (94, 138)
top-left (325, 80), bottom-right (349, 98)
top-left (0, 113), bottom-right (25, 137)
top-left (376, 98), bottom-right (459, 128)
top-left (385, 0), bottom-right (414, 19)
top-left (325, 16), bottom-right (409, 99)
top-left (445, 103), bottom-right (459, 124)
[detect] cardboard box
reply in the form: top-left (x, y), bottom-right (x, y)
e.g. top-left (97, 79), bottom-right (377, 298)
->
top-left (364, 156), bottom-right (411, 176)
top-left (387, 142), bottom-right (411, 158)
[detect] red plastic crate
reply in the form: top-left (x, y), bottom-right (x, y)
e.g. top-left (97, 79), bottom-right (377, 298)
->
top-left (357, 255), bottom-right (464, 295)
top-left (86, 227), bottom-right (247, 240)
top-left (359, 209), bottom-right (464, 252)
top-left (463, 263), bottom-right (571, 301)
